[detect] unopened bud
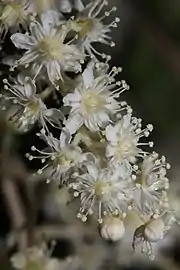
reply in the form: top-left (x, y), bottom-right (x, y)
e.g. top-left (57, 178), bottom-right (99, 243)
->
top-left (144, 218), bottom-right (164, 242)
top-left (100, 216), bottom-right (125, 241)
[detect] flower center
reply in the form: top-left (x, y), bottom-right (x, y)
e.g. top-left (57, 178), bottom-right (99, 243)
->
top-left (82, 91), bottom-right (105, 113)
top-left (54, 152), bottom-right (73, 167)
top-left (75, 17), bottom-right (94, 38)
top-left (38, 35), bottom-right (64, 60)
top-left (26, 100), bottom-right (40, 115)
top-left (116, 137), bottom-right (134, 158)
top-left (95, 181), bottom-right (110, 198)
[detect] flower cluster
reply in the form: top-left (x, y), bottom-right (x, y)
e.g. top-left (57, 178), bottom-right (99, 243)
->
top-left (0, 0), bottom-right (176, 262)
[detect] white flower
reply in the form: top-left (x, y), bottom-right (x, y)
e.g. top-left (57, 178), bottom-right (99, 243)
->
top-left (70, 162), bottom-right (132, 223)
top-left (0, 0), bottom-right (32, 36)
top-left (134, 152), bottom-right (170, 215)
top-left (132, 212), bottom-right (176, 260)
top-left (100, 215), bottom-right (125, 241)
top-left (28, 128), bottom-right (94, 185)
top-left (105, 113), bottom-right (153, 165)
top-left (63, 63), bottom-right (129, 134)
top-left (10, 10), bottom-right (84, 83)
top-left (68, 0), bottom-right (120, 58)
top-left (11, 246), bottom-right (60, 270)
top-left (2, 75), bottom-right (63, 132)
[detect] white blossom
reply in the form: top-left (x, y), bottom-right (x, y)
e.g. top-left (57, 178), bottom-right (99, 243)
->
top-left (0, 0), bottom-right (32, 36)
top-left (2, 75), bottom-right (63, 132)
top-left (10, 10), bottom-right (84, 83)
top-left (67, 0), bottom-right (120, 58)
top-left (134, 152), bottom-right (170, 215)
top-left (27, 128), bottom-right (94, 185)
top-left (63, 63), bottom-right (129, 134)
top-left (105, 113), bottom-right (153, 165)
top-left (70, 162), bottom-right (132, 223)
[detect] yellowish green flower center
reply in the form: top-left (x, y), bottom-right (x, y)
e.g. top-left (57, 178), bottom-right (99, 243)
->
top-left (76, 17), bottom-right (94, 38)
top-left (54, 152), bottom-right (73, 167)
top-left (82, 91), bottom-right (105, 113)
top-left (116, 138), bottom-right (134, 158)
top-left (38, 35), bottom-right (64, 60)
top-left (26, 100), bottom-right (40, 115)
top-left (95, 181), bottom-right (110, 197)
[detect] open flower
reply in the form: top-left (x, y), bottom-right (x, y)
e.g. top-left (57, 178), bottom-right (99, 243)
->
top-left (134, 152), bottom-right (170, 215)
top-left (105, 113), bottom-right (154, 166)
top-left (67, 0), bottom-right (120, 58)
top-left (70, 162), bottom-right (132, 223)
top-left (2, 75), bottom-right (63, 132)
top-left (0, 0), bottom-right (32, 37)
top-left (63, 63), bottom-right (129, 134)
top-left (27, 128), bottom-right (94, 185)
top-left (11, 10), bottom-right (84, 83)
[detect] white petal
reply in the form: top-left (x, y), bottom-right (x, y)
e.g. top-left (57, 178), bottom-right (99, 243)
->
top-left (105, 124), bottom-right (118, 143)
top-left (82, 64), bottom-right (94, 88)
top-left (47, 61), bottom-right (62, 82)
top-left (30, 22), bottom-right (45, 41)
top-left (44, 108), bottom-right (64, 128)
top-left (24, 77), bottom-right (36, 98)
top-left (60, 128), bottom-right (72, 148)
top-left (86, 163), bottom-right (99, 179)
top-left (106, 144), bottom-right (116, 158)
top-left (11, 33), bottom-right (35, 49)
top-left (74, 0), bottom-right (85, 11)
top-left (63, 91), bottom-right (81, 106)
top-left (65, 114), bottom-right (83, 134)
top-left (41, 10), bottom-right (60, 34)
top-left (84, 118), bottom-right (98, 132)
top-left (19, 51), bottom-right (39, 65)
top-left (98, 111), bottom-right (109, 124)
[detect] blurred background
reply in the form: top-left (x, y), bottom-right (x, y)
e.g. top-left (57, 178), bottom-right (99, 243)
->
top-left (1, 0), bottom-right (180, 269)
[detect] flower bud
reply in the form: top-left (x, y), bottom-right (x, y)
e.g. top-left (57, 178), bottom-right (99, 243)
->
top-left (100, 216), bottom-right (125, 241)
top-left (144, 218), bottom-right (164, 242)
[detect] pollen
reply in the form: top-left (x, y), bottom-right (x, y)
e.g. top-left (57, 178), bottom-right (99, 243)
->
top-left (38, 35), bottom-right (64, 60)
top-left (116, 137), bottom-right (135, 158)
top-left (76, 17), bottom-right (94, 38)
top-left (82, 91), bottom-right (105, 113)
top-left (26, 100), bottom-right (40, 115)
top-left (94, 181), bottom-right (110, 197)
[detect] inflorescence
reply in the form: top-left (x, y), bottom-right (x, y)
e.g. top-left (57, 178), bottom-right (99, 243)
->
top-left (0, 0), bottom-right (176, 263)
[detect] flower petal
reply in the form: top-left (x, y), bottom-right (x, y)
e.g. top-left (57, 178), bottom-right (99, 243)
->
top-left (65, 114), bottom-right (83, 134)
top-left (47, 61), bottom-right (62, 82)
top-left (74, 0), bottom-right (85, 11)
top-left (41, 10), bottom-right (60, 35)
top-left (60, 128), bottom-right (72, 148)
top-left (82, 64), bottom-right (94, 89)
top-left (11, 33), bottom-right (35, 49)
top-left (24, 77), bottom-right (36, 98)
